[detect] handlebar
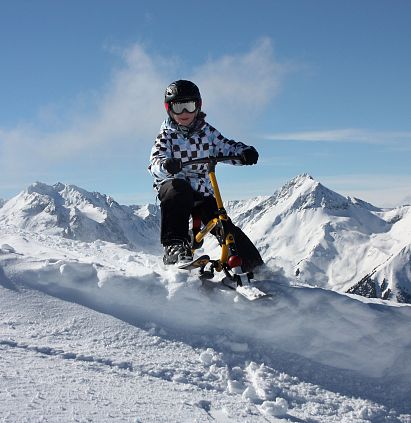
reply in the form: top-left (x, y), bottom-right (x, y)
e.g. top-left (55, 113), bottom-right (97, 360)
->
top-left (182, 155), bottom-right (241, 167)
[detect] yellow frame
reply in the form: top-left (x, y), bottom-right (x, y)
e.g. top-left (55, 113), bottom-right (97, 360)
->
top-left (193, 169), bottom-right (236, 270)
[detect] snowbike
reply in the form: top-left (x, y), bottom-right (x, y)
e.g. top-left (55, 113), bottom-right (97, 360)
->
top-left (178, 156), bottom-right (269, 301)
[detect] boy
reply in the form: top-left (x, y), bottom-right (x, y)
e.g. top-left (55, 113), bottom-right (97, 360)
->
top-left (149, 80), bottom-right (263, 269)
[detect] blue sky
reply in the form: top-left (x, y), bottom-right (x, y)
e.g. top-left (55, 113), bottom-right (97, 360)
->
top-left (1, 0), bottom-right (410, 207)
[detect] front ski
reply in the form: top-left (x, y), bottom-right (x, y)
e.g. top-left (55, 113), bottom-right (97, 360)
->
top-left (177, 254), bottom-right (210, 271)
top-left (221, 276), bottom-right (270, 301)
top-left (236, 285), bottom-right (269, 301)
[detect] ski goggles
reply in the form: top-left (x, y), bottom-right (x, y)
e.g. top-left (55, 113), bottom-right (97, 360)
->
top-left (168, 100), bottom-right (199, 115)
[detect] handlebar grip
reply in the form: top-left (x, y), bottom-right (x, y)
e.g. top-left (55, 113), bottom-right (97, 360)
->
top-left (182, 156), bottom-right (241, 167)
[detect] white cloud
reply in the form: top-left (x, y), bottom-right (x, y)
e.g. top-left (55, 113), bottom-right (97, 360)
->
top-left (0, 44), bottom-right (168, 172)
top-left (192, 38), bottom-right (287, 136)
top-left (265, 129), bottom-right (411, 144)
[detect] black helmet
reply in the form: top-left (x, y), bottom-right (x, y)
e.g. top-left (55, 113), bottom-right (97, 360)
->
top-left (164, 80), bottom-right (201, 104)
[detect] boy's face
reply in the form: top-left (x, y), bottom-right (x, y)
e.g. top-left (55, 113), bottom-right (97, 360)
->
top-left (171, 110), bottom-right (196, 127)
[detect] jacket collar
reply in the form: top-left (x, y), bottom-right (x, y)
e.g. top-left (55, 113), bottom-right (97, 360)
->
top-left (162, 112), bottom-right (207, 136)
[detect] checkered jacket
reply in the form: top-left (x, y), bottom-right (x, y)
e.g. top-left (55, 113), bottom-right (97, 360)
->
top-left (149, 114), bottom-right (249, 196)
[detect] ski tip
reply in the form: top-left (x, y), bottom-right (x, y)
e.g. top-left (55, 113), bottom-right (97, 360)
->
top-left (177, 255), bottom-right (210, 270)
top-left (236, 285), bottom-right (271, 301)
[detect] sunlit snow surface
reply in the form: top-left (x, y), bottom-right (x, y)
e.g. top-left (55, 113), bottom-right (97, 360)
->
top-left (1, 178), bottom-right (411, 421)
top-left (1, 225), bottom-right (410, 422)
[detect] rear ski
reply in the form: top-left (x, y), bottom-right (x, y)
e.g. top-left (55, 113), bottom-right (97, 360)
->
top-left (177, 254), bottom-right (210, 271)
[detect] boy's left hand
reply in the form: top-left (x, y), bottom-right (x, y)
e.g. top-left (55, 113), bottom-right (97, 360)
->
top-left (241, 147), bottom-right (259, 165)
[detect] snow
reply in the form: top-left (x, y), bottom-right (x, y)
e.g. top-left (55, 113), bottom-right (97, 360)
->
top-left (1, 224), bottom-right (411, 421)
top-left (1, 177), bottom-right (411, 421)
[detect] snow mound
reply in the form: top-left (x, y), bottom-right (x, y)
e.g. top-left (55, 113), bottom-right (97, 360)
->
top-left (1, 222), bottom-right (411, 420)
top-left (2, 227), bottom-right (411, 382)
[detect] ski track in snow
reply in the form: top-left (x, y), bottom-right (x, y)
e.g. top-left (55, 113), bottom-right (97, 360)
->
top-left (1, 225), bottom-right (411, 422)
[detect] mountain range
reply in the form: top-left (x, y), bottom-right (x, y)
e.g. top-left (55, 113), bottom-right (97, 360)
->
top-left (0, 182), bottom-right (160, 254)
top-left (1, 175), bottom-right (410, 303)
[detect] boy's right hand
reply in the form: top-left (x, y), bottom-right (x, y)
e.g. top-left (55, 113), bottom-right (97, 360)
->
top-left (163, 158), bottom-right (183, 174)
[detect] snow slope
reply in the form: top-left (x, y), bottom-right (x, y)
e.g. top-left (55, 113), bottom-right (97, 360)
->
top-left (1, 220), bottom-right (411, 422)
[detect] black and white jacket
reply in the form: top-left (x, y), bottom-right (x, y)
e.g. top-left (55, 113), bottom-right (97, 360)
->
top-left (148, 113), bottom-right (249, 196)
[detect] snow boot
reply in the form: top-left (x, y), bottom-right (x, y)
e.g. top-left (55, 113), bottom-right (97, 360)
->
top-left (163, 241), bottom-right (193, 266)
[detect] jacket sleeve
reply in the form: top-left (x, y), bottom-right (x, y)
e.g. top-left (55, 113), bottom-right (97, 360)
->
top-left (209, 126), bottom-right (248, 165)
top-left (148, 131), bottom-right (184, 183)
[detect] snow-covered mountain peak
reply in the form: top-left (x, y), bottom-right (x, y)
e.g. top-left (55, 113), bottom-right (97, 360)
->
top-left (28, 182), bottom-right (125, 215)
top-left (288, 172), bottom-right (314, 185)
top-left (222, 174), bottom-right (397, 296)
top-left (27, 181), bottom-right (58, 196)
top-left (277, 173), bottom-right (314, 197)
top-left (54, 182), bottom-right (118, 209)
top-left (0, 182), bottom-right (161, 251)
top-left (11, 181), bottom-right (114, 223)
top-left (276, 173), bottom-right (349, 211)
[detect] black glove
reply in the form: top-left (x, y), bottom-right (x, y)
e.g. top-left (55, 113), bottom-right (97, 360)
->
top-left (163, 158), bottom-right (182, 174)
top-left (240, 147), bottom-right (259, 165)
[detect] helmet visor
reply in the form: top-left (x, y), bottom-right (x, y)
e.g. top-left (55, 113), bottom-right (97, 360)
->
top-left (170, 101), bottom-right (198, 115)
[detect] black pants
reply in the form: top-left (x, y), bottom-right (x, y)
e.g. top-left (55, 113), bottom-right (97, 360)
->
top-left (158, 179), bottom-right (264, 271)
